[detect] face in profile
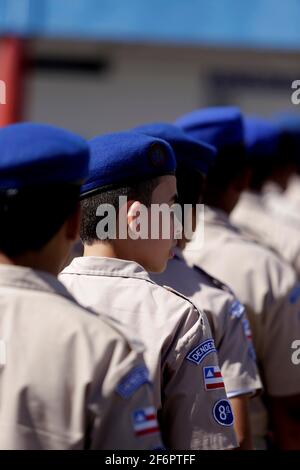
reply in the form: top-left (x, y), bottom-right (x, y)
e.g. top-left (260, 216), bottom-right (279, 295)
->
top-left (127, 175), bottom-right (178, 273)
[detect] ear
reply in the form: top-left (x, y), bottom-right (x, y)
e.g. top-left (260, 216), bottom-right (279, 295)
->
top-left (127, 200), bottom-right (142, 233)
top-left (65, 203), bottom-right (81, 241)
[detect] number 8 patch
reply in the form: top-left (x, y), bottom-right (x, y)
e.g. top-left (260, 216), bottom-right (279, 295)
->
top-left (213, 399), bottom-right (234, 426)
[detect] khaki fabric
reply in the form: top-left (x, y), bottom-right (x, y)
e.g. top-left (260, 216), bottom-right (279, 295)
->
top-left (231, 191), bottom-right (300, 277)
top-left (285, 174), bottom-right (300, 206)
top-left (185, 206), bottom-right (300, 437)
top-left (0, 265), bottom-right (162, 450)
top-left (151, 248), bottom-right (262, 399)
top-left (263, 182), bottom-right (300, 230)
top-left (60, 256), bottom-right (238, 450)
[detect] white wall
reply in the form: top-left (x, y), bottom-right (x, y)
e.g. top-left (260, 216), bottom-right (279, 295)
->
top-left (25, 39), bottom-right (300, 138)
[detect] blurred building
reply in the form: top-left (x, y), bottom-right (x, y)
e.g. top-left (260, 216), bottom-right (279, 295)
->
top-left (0, 0), bottom-right (300, 136)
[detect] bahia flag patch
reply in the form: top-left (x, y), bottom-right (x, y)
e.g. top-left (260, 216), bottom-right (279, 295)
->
top-left (242, 318), bottom-right (257, 360)
top-left (242, 318), bottom-right (252, 342)
top-left (203, 366), bottom-right (225, 391)
top-left (132, 407), bottom-right (160, 437)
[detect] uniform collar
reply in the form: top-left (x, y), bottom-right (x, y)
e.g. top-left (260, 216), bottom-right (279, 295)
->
top-left (263, 181), bottom-right (282, 196)
top-left (205, 205), bottom-right (231, 226)
top-left (206, 203), bottom-right (265, 246)
top-left (238, 190), bottom-right (262, 207)
top-left (62, 256), bottom-right (152, 282)
top-left (204, 205), bottom-right (242, 235)
top-left (0, 264), bottom-right (75, 301)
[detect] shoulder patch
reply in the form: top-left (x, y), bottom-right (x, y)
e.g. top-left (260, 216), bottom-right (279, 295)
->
top-left (186, 338), bottom-right (217, 365)
top-left (132, 406), bottom-right (160, 437)
top-left (203, 366), bottom-right (225, 391)
top-left (213, 399), bottom-right (234, 427)
top-left (116, 365), bottom-right (150, 399)
top-left (241, 318), bottom-right (257, 361)
top-left (229, 299), bottom-right (245, 319)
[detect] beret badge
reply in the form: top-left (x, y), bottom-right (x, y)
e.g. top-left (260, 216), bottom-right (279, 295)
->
top-left (148, 143), bottom-right (167, 168)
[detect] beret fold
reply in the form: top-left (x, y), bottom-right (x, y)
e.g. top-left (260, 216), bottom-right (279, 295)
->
top-left (175, 106), bottom-right (244, 151)
top-left (131, 122), bottom-right (216, 175)
top-left (82, 131), bottom-right (176, 196)
top-left (244, 116), bottom-right (280, 159)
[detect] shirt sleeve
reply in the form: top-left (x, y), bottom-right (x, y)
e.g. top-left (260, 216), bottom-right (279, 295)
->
top-left (209, 297), bottom-right (262, 399)
top-left (253, 256), bottom-right (300, 397)
top-left (86, 333), bottom-right (164, 450)
top-left (161, 305), bottom-right (238, 450)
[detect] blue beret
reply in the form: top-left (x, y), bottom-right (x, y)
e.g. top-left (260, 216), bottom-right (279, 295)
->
top-left (274, 113), bottom-right (300, 132)
top-left (274, 114), bottom-right (300, 161)
top-left (131, 122), bottom-right (216, 175)
top-left (175, 107), bottom-right (244, 151)
top-left (0, 123), bottom-right (90, 190)
top-left (244, 116), bottom-right (280, 159)
top-left (82, 131), bottom-right (176, 197)
top-left (274, 113), bottom-right (300, 141)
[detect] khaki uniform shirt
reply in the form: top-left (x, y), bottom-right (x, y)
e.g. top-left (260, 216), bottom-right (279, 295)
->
top-left (185, 206), bottom-right (300, 437)
top-left (60, 256), bottom-right (238, 450)
top-left (263, 182), bottom-right (300, 230)
top-left (151, 248), bottom-right (262, 399)
top-left (231, 191), bottom-right (300, 277)
top-left (285, 174), bottom-right (300, 206)
top-left (0, 265), bottom-right (162, 450)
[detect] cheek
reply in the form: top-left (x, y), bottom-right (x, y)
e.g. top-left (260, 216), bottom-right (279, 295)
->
top-left (161, 212), bottom-right (175, 240)
top-left (147, 208), bottom-right (175, 241)
top-left (149, 239), bottom-right (172, 259)
top-left (170, 214), bottom-right (175, 236)
top-left (147, 241), bottom-right (170, 272)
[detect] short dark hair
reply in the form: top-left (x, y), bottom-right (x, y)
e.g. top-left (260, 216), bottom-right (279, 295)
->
top-left (80, 177), bottom-right (161, 244)
top-left (203, 144), bottom-right (247, 204)
top-left (0, 185), bottom-right (80, 257)
top-left (247, 158), bottom-right (272, 191)
top-left (176, 168), bottom-right (205, 209)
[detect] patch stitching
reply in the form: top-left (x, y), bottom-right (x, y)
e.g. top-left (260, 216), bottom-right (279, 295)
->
top-left (186, 338), bottom-right (216, 365)
top-left (213, 399), bottom-right (234, 427)
top-left (116, 365), bottom-right (150, 399)
top-left (132, 406), bottom-right (160, 437)
top-left (203, 366), bottom-right (225, 391)
top-left (229, 300), bottom-right (245, 319)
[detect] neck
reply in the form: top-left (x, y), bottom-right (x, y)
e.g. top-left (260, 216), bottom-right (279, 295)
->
top-left (0, 251), bottom-right (61, 276)
top-left (84, 242), bottom-right (119, 259)
top-left (204, 190), bottom-right (239, 215)
top-left (204, 199), bottom-right (232, 215)
top-left (0, 253), bottom-right (15, 266)
top-left (177, 238), bottom-right (186, 251)
top-left (0, 234), bottom-right (68, 277)
top-left (83, 241), bottom-right (153, 272)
